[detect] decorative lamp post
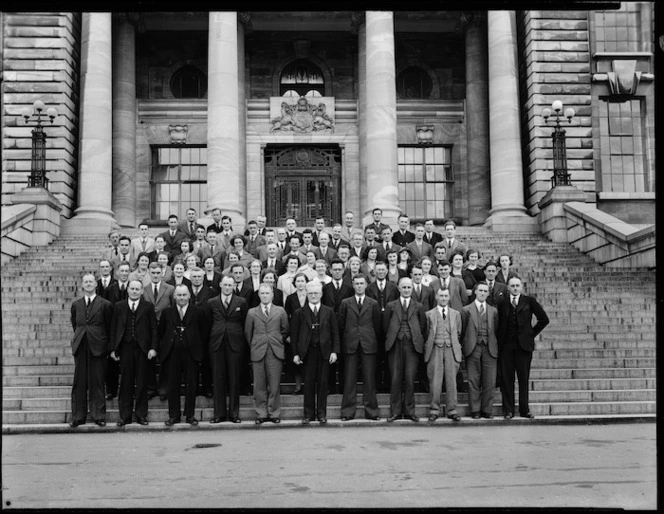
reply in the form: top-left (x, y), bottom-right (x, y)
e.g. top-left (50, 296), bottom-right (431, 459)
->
top-left (542, 100), bottom-right (575, 188)
top-left (21, 100), bottom-right (58, 189)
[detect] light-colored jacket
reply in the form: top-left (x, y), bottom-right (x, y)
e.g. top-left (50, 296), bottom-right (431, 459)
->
top-left (244, 304), bottom-right (289, 362)
top-left (424, 306), bottom-right (462, 364)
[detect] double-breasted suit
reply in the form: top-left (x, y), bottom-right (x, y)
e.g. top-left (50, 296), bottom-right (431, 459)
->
top-left (244, 304), bottom-right (289, 419)
top-left (322, 278), bottom-right (354, 394)
top-left (337, 296), bottom-right (381, 419)
top-left (190, 284), bottom-right (215, 396)
top-left (206, 294), bottom-right (249, 421)
top-left (143, 281), bottom-right (175, 396)
top-left (290, 303), bottom-right (340, 421)
top-left (366, 279), bottom-right (400, 391)
top-left (110, 298), bottom-right (159, 422)
top-left (383, 298), bottom-right (428, 418)
top-left (70, 295), bottom-right (114, 424)
top-left (462, 302), bottom-right (499, 417)
top-left (424, 305), bottom-right (463, 417)
top-left (159, 229), bottom-right (188, 258)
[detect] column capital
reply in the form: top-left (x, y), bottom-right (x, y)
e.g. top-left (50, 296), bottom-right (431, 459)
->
top-left (238, 12), bottom-right (253, 32)
top-left (460, 11), bottom-right (486, 30)
top-left (350, 11), bottom-right (365, 35)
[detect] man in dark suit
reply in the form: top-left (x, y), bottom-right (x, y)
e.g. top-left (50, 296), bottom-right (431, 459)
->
top-left (322, 259), bottom-right (354, 394)
top-left (484, 261), bottom-right (509, 307)
top-left (406, 224), bottom-right (435, 262)
top-left (410, 264), bottom-right (435, 394)
top-left (159, 214), bottom-right (188, 260)
top-left (96, 260), bottom-right (117, 300)
top-left (284, 217), bottom-right (302, 240)
top-left (311, 216), bottom-right (328, 247)
top-left (244, 214), bottom-right (267, 237)
top-left (159, 285), bottom-right (206, 426)
top-left (423, 219), bottom-right (443, 248)
top-left (231, 263), bottom-right (255, 394)
top-left (366, 261), bottom-right (400, 392)
top-left (110, 280), bottom-right (159, 426)
top-left (392, 214), bottom-right (415, 247)
top-left (110, 236), bottom-right (135, 273)
top-left (329, 224), bottom-right (348, 252)
top-left (497, 277), bottom-right (549, 420)
top-left (462, 281), bottom-right (499, 419)
top-left (383, 277), bottom-right (428, 422)
top-left (206, 275), bottom-right (249, 423)
top-left (364, 207), bottom-right (390, 243)
top-left (441, 220), bottom-right (467, 257)
top-left (189, 267), bottom-right (215, 397)
top-left (261, 243), bottom-right (286, 276)
top-left (178, 208), bottom-right (199, 240)
top-left (291, 280), bottom-right (340, 424)
top-left (315, 232), bottom-right (338, 266)
top-left (245, 283), bottom-right (289, 424)
top-left (103, 262), bottom-right (130, 400)
top-left (338, 274), bottom-right (381, 421)
top-left (376, 226), bottom-right (402, 263)
top-left (69, 273), bottom-right (114, 427)
top-left (206, 207), bottom-right (224, 234)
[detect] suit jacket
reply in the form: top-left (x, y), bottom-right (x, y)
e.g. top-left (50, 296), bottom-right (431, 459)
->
top-left (366, 280), bottom-right (400, 312)
top-left (376, 242), bottom-right (403, 263)
top-left (383, 298), bottom-right (428, 354)
top-left (244, 304), bottom-right (289, 361)
top-left (178, 220), bottom-right (198, 240)
top-left (254, 287), bottom-right (284, 308)
top-left (329, 237), bottom-right (349, 252)
top-left (442, 238), bottom-right (467, 258)
top-left (199, 244), bottom-right (225, 272)
top-left (96, 277), bottom-right (117, 300)
top-left (110, 253), bottom-right (136, 273)
top-left (364, 222), bottom-right (390, 242)
top-left (462, 302), bottom-right (499, 358)
top-left (101, 245), bottom-right (121, 263)
top-left (256, 245), bottom-right (284, 263)
top-left (206, 294), bottom-right (249, 353)
top-left (290, 303), bottom-right (340, 361)
top-left (191, 240), bottom-right (210, 258)
top-left (337, 296), bottom-right (381, 355)
top-left (322, 278), bottom-right (354, 312)
top-left (311, 229), bottom-right (330, 247)
top-left (435, 276), bottom-right (468, 312)
top-left (423, 231), bottom-right (443, 248)
top-left (424, 306), bottom-right (462, 363)
top-left (497, 294), bottom-right (549, 352)
top-left (158, 304), bottom-right (207, 362)
top-left (223, 251), bottom-right (254, 270)
top-left (106, 281), bottom-right (129, 305)
top-left (411, 283), bottom-right (435, 311)
top-left (316, 246), bottom-right (338, 266)
top-left (349, 244), bottom-right (367, 260)
top-left (190, 284), bottom-right (215, 308)
top-left (216, 231), bottom-right (236, 252)
top-left (130, 237), bottom-right (156, 262)
top-left (284, 291), bottom-right (308, 319)
top-left (486, 281), bottom-right (509, 307)
top-left (406, 240), bottom-right (434, 262)
top-left (246, 234), bottom-right (267, 258)
top-left (393, 230), bottom-right (415, 247)
top-left (70, 296), bottom-right (114, 357)
top-left (261, 258), bottom-right (286, 277)
top-left (110, 298), bottom-right (159, 355)
top-left (496, 269), bottom-right (519, 285)
top-left (159, 229), bottom-right (189, 258)
top-left (142, 281), bottom-right (175, 322)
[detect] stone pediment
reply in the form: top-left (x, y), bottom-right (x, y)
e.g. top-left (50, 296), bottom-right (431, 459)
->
top-left (270, 96), bottom-right (335, 133)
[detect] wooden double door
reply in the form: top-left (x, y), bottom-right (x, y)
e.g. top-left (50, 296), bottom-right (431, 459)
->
top-left (264, 145), bottom-right (341, 227)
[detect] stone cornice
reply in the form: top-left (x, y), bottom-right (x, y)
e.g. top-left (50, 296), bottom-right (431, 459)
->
top-left (350, 11), bottom-right (365, 35)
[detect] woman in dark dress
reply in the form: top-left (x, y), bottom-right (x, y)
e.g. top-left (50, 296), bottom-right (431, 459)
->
top-left (284, 272), bottom-right (310, 395)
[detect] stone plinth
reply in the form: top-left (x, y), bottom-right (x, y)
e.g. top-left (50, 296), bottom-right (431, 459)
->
top-left (9, 187), bottom-right (63, 246)
top-left (538, 185), bottom-right (588, 242)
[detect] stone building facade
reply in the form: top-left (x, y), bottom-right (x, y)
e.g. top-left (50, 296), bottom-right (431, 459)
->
top-left (1, 7), bottom-right (656, 232)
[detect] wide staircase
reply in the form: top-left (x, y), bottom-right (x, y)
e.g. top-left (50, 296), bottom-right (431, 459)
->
top-left (1, 227), bottom-right (656, 426)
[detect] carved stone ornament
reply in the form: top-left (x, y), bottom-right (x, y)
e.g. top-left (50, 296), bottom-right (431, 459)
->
top-left (607, 60), bottom-right (641, 96)
top-left (416, 125), bottom-right (435, 145)
top-left (168, 124), bottom-right (188, 144)
top-left (270, 96), bottom-right (335, 134)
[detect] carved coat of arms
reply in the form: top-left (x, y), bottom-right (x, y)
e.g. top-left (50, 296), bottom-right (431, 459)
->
top-left (270, 96), bottom-right (334, 133)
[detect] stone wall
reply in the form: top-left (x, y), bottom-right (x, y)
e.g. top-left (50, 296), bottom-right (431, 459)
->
top-left (2, 12), bottom-right (81, 217)
top-left (517, 10), bottom-right (595, 216)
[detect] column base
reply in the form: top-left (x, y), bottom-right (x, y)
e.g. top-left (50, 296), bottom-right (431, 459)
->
top-left (9, 187), bottom-right (64, 246)
top-left (61, 210), bottom-right (120, 235)
top-left (484, 213), bottom-right (540, 233)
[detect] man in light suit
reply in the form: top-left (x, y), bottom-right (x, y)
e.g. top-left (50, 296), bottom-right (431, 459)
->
top-left (349, 231), bottom-right (367, 260)
top-left (406, 224), bottom-right (434, 262)
top-left (245, 283), bottom-right (289, 424)
top-left (191, 225), bottom-right (210, 258)
top-left (497, 277), bottom-right (549, 420)
top-left (110, 280), bottom-right (158, 426)
top-left (206, 275), bottom-right (249, 423)
top-left (159, 285), bottom-right (207, 426)
top-left (255, 230), bottom-right (284, 262)
top-left (178, 208), bottom-right (199, 240)
top-left (383, 277), bottom-right (428, 422)
top-left (462, 281), bottom-right (499, 419)
top-left (291, 280), bottom-right (340, 424)
top-left (338, 274), bottom-right (381, 421)
top-left (339, 210), bottom-right (356, 243)
top-left (424, 288), bottom-right (463, 423)
top-left (376, 226), bottom-right (402, 263)
top-left (441, 220), bottom-right (467, 257)
top-left (69, 273), bottom-right (114, 427)
top-left (130, 222), bottom-right (156, 263)
top-left (316, 232), bottom-right (338, 266)
top-left (101, 229), bottom-right (121, 263)
top-left (199, 231), bottom-right (225, 272)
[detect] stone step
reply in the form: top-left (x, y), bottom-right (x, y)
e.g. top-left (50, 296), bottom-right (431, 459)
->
top-left (531, 368), bottom-right (655, 379)
top-left (535, 349), bottom-right (655, 359)
top-left (3, 386), bottom-right (71, 398)
top-left (531, 377), bottom-right (656, 391)
top-left (3, 375), bottom-right (74, 387)
top-left (537, 340), bottom-right (656, 350)
top-left (531, 357), bottom-right (655, 369)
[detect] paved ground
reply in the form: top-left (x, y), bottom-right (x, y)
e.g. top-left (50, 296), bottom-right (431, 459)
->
top-left (2, 422), bottom-right (656, 509)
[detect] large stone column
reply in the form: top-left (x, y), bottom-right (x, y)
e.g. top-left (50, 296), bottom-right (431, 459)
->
top-left (64, 12), bottom-right (118, 233)
top-left (463, 12), bottom-right (491, 226)
top-left (486, 11), bottom-right (538, 232)
top-left (352, 12), bottom-right (368, 221)
top-left (207, 12), bottom-right (245, 228)
top-left (112, 13), bottom-right (137, 228)
top-left (363, 11), bottom-right (400, 227)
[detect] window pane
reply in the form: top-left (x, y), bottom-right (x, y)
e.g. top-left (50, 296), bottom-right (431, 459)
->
top-left (412, 164), bottom-right (424, 182)
top-left (181, 149), bottom-right (191, 165)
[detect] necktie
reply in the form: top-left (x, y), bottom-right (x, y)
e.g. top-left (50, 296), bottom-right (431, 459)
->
top-left (357, 297), bottom-right (362, 310)
top-left (415, 285), bottom-right (420, 295)
top-left (442, 308), bottom-right (446, 320)
top-left (264, 305), bottom-right (269, 317)
top-left (479, 303), bottom-right (485, 316)
top-left (171, 231), bottom-right (175, 238)
top-left (86, 297), bottom-right (90, 308)
top-left (153, 284), bottom-right (158, 299)
top-left (313, 305), bottom-right (318, 317)
top-left (179, 306), bottom-right (185, 320)
top-left (335, 281), bottom-right (340, 290)
top-left (378, 281), bottom-right (384, 292)
top-left (190, 223), bottom-right (194, 234)
top-left (223, 297), bottom-right (229, 309)
top-left (141, 238), bottom-right (146, 251)
top-left (122, 254), bottom-right (126, 261)
top-left (512, 296), bottom-right (518, 308)
top-left (120, 283), bottom-right (125, 291)
top-left (237, 284), bottom-right (242, 293)
top-left (402, 299), bottom-right (407, 311)
top-left (131, 301), bottom-right (136, 313)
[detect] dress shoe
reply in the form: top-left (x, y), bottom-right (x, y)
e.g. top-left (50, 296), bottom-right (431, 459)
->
top-left (386, 415), bottom-right (400, 423)
top-left (471, 412), bottom-right (481, 420)
top-left (318, 417), bottom-right (327, 424)
top-left (302, 418), bottom-right (311, 425)
top-left (116, 419), bottom-right (131, 427)
top-left (255, 418), bottom-right (267, 425)
top-left (292, 388), bottom-right (302, 395)
top-left (231, 418), bottom-right (241, 423)
top-left (448, 414), bottom-right (461, 422)
top-left (481, 412), bottom-right (494, 419)
top-left (209, 417), bottom-right (224, 424)
top-left (520, 412), bottom-right (535, 419)
top-left (365, 416), bottom-right (380, 421)
top-left (405, 414), bottom-right (419, 423)
top-left (186, 417), bottom-right (198, 426)
top-left (137, 418), bottom-right (149, 426)
top-left (428, 414), bottom-right (438, 423)
top-left (504, 413), bottom-right (514, 420)
top-left (165, 418), bottom-right (179, 427)
top-left (95, 420), bottom-right (106, 427)
top-left (270, 417), bottom-right (281, 424)
top-left (69, 420), bottom-right (85, 428)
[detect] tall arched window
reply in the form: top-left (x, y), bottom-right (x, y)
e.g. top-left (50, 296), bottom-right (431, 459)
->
top-left (397, 66), bottom-right (433, 99)
top-left (280, 59), bottom-right (325, 97)
top-left (170, 65), bottom-right (207, 99)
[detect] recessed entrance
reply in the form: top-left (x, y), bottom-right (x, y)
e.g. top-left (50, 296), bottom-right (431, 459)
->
top-left (264, 145), bottom-right (341, 227)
